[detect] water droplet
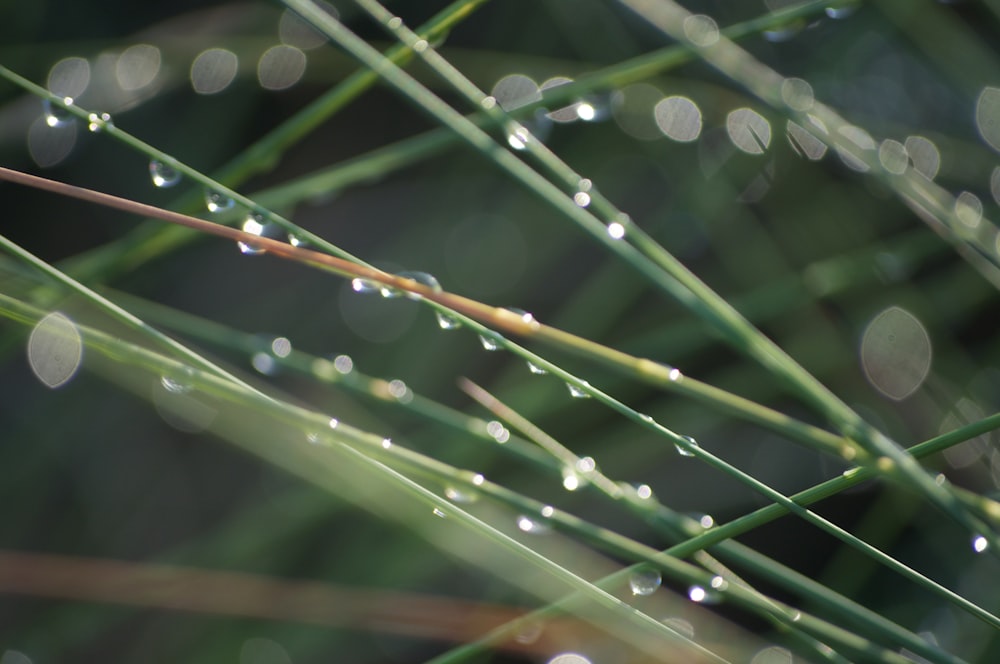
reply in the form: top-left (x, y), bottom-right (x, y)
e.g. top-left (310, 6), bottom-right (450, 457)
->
top-left (683, 14), bottom-right (719, 47)
top-left (675, 435), bottom-right (699, 457)
top-left (973, 534), bottom-right (989, 553)
top-left (205, 189), bottom-right (235, 213)
top-left (762, 19), bottom-right (805, 42)
top-left (149, 159), bottom-right (181, 188)
top-left (688, 584), bottom-right (720, 604)
top-left (825, 1), bottom-right (861, 18)
top-left (160, 371), bottom-right (193, 394)
top-left (562, 468), bottom-right (581, 491)
top-left (387, 378), bottom-right (412, 403)
top-left (514, 620), bottom-right (544, 644)
top-left (329, 417), bottom-right (339, 429)
top-left (517, 515), bottom-right (550, 534)
top-left (566, 381), bottom-right (591, 398)
top-left (526, 361), bottom-right (547, 375)
top-left (955, 191), bottom-right (983, 228)
top-left (86, 111), bottom-right (112, 132)
top-left (479, 334), bottom-right (501, 351)
top-left (480, 95), bottom-right (497, 110)
top-left (238, 214), bottom-right (283, 255)
top-left (445, 485), bottom-right (478, 503)
top-left (575, 456), bottom-right (596, 473)
top-left (387, 16), bottom-right (402, 29)
top-left (573, 191), bottom-right (591, 207)
top-left (507, 123), bottom-right (531, 150)
top-left (667, 367), bottom-right (682, 381)
top-left (351, 277), bottom-right (381, 294)
top-left (432, 507), bottom-right (447, 518)
top-left (333, 354), bottom-right (354, 374)
top-left (697, 513), bottom-right (715, 529)
top-left (635, 483), bottom-right (654, 500)
top-left (413, 39), bottom-right (429, 53)
top-left (629, 567), bottom-right (662, 596)
top-left (43, 97), bottom-right (75, 127)
top-left (436, 311), bottom-right (461, 330)
top-left (288, 233), bottom-right (307, 247)
top-left (381, 437), bottom-right (392, 449)
top-left (251, 352), bottom-right (277, 375)
top-left (393, 271), bottom-right (441, 301)
top-left (486, 420), bottom-right (510, 443)
top-left (27, 312), bottom-right (83, 388)
top-left (607, 221), bottom-right (626, 239)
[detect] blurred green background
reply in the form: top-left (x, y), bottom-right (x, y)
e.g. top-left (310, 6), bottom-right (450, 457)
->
top-left (1, 0), bottom-right (999, 662)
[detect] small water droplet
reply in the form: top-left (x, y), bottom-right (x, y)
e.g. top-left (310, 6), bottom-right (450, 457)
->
top-left (629, 567), bottom-right (662, 596)
top-left (251, 352), bottom-right (277, 375)
top-left (667, 367), bottom-right (682, 381)
top-left (306, 431), bottom-right (321, 444)
top-left (639, 413), bottom-right (655, 424)
top-left (698, 513), bottom-right (715, 529)
top-left (351, 277), bottom-right (380, 293)
top-left (149, 159), bottom-right (181, 188)
top-left (43, 97), bottom-right (75, 127)
top-left (436, 311), bottom-right (461, 330)
top-left (329, 417), bottom-right (339, 429)
top-left (160, 372), bottom-right (193, 394)
top-left (575, 456), bottom-right (596, 473)
top-left (573, 191), bottom-right (591, 207)
top-left (238, 214), bottom-right (283, 255)
top-left (486, 420), bottom-right (510, 443)
top-left (432, 507), bottom-right (447, 518)
top-left (205, 189), bottom-right (235, 213)
top-left (607, 221), bottom-right (626, 239)
top-left (471, 473), bottom-right (485, 486)
top-left (825, 1), bottom-right (861, 18)
top-left (387, 16), bottom-right (402, 29)
top-left (412, 39), bottom-right (428, 53)
top-left (333, 354), bottom-right (354, 374)
top-left (526, 361), bottom-right (547, 375)
top-left (481, 95), bottom-right (497, 110)
top-left (675, 435), bottom-right (699, 457)
top-left (86, 111), bottom-right (113, 132)
top-left (507, 123), bottom-right (531, 150)
top-left (445, 485), bottom-right (477, 503)
top-left (562, 468), bottom-right (581, 491)
top-left (687, 584), bottom-right (720, 604)
top-left (517, 515), bottom-right (550, 534)
top-left (387, 378), bottom-right (411, 403)
top-left (972, 534), bottom-right (989, 553)
top-left (762, 19), bottom-right (805, 42)
top-left (479, 334), bottom-right (501, 351)
top-left (566, 381), bottom-right (591, 398)
top-left (381, 437), bottom-right (392, 449)
top-left (288, 233), bottom-right (307, 247)
top-left (393, 271), bottom-right (441, 301)
top-left (635, 483), bottom-right (654, 500)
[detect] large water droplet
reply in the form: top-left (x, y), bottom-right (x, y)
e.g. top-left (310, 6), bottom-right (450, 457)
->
top-left (675, 435), bottom-right (699, 457)
top-left (566, 381), bottom-right (591, 398)
top-left (43, 97), bottom-right (75, 127)
top-left (629, 567), bottom-right (662, 596)
top-left (238, 214), bottom-right (282, 255)
top-left (86, 111), bottom-right (113, 132)
top-left (205, 189), bottom-right (235, 213)
top-left (160, 368), bottom-right (194, 394)
top-left (149, 159), bottom-right (181, 188)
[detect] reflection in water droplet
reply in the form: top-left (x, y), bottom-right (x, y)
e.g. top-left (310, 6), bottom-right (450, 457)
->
top-left (566, 382), bottom-right (591, 398)
top-left (43, 97), bottom-right (75, 127)
top-left (668, 367), bottom-right (682, 381)
top-left (675, 435), bottom-right (699, 457)
top-left (955, 191), bottom-right (983, 228)
top-left (683, 14), bottom-right (719, 46)
top-left (629, 567), bottom-right (662, 596)
top-left (445, 485), bottom-right (478, 503)
top-left (351, 277), bottom-right (380, 294)
top-left (27, 312), bottom-right (83, 389)
top-left (905, 136), bottom-right (940, 179)
top-left (205, 189), bottom-right (235, 213)
top-left (878, 139), bottom-right (909, 175)
top-left (576, 456), bottom-right (596, 473)
top-left (654, 96), bottom-right (702, 142)
top-left (149, 160), bottom-right (181, 188)
top-left (288, 234), bottom-right (307, 247)
top-left (87, 112), bottom-right (113, 133)
top-left (860, 306), bottom-right (932, 400)
top-left (687, 583), bottom-right (721, 604)
top-left (153, 371), bottom-right (215, 434)
top-left (726, 108), bottom-right (771, 154)
top-left (780, 78), bottom-right (814, 111)
top-left (973, 535), bottom-right (989, 553)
